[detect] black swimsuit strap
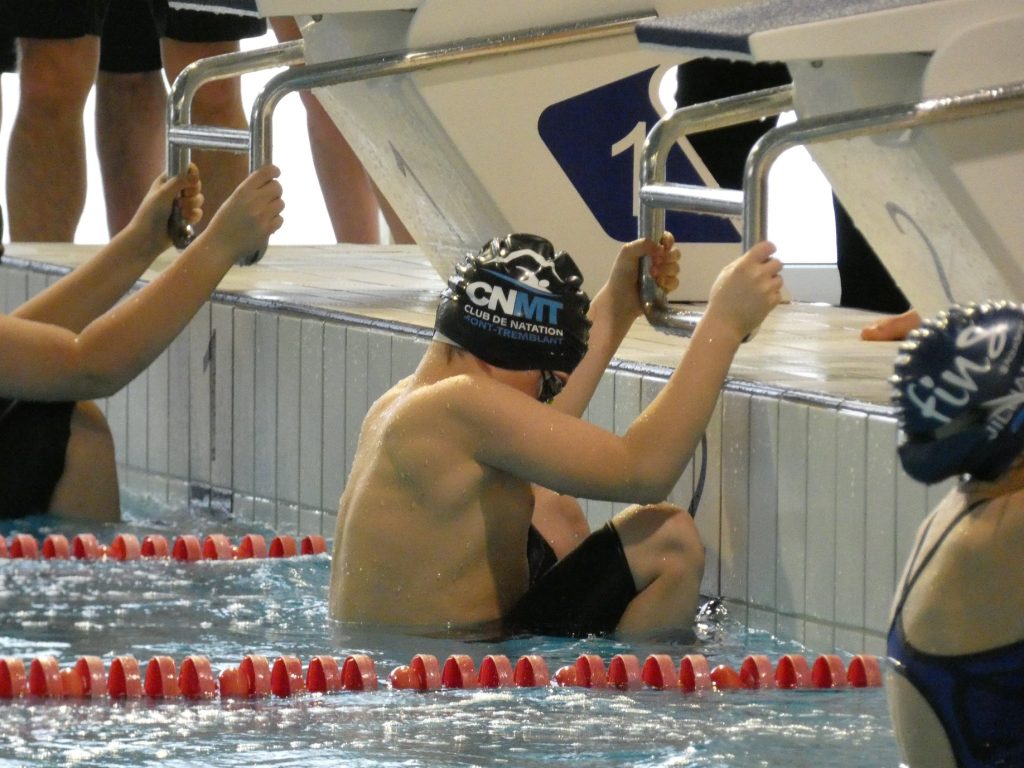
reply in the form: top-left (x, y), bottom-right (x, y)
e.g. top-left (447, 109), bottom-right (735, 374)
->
top-left (892, 498), bottom-right (988, 623)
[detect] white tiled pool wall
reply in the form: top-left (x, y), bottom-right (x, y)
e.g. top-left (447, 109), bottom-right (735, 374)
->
top-left (2, 261), bottom-right (954, 656)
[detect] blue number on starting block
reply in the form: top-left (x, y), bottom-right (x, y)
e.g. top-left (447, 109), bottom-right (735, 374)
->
top-left (539, 67), bottom-right (740, 244)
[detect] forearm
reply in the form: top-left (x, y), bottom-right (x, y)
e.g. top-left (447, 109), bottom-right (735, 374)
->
top-left (622, 313), bottom-right (743, 498)
top-left (13, 224), bottom-right (163, 332)
top-left (73, 231), bottom-right (235, 394)
top-left (551, 287), bottom-right (636, 417)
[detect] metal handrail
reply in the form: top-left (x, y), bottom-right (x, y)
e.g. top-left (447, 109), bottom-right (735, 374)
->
top-left (165, 40), bottom-right (305, 248)
top-left (640, 79), bottom-right (1024, 337)
top-left (637, 85), bottom-right (793, 336)
top-left (164, 12), bottom-right (654, 263)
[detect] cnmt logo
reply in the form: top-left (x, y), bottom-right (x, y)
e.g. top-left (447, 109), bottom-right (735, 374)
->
top-left (466, 275), bottom-right (562, 325)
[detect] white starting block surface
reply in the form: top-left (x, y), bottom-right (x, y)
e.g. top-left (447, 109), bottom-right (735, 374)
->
top-left (173, 0), bottom-right (764, 299)
top-left (639, 0), bottom-right (1024, 316)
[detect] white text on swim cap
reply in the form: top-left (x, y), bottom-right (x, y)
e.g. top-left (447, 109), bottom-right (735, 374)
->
top-left (465, 281), bottom-right (562, 325)
top-left (906, 322), bottom-right (1008, 425)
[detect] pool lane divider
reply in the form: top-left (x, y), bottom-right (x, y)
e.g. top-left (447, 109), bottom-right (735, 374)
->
top-left (0, 533), bottom-right (327, 562)
top-left (0, 652), bottom-right (882, 702)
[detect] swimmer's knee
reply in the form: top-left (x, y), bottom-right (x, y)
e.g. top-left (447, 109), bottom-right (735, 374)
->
top-left (49, 402), bottom-right (119, 521)
top-left (613, 503), bottom-right (704, 587)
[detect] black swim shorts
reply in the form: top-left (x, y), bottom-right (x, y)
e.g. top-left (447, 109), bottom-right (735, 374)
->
top-left (1, 34), bottom-right (15, 73)
top-left (5, 0), bottom-right (266, 52)
top-left (508, 522), bottom-right (638, 637)
top-left (0, 399), bottom-right (75, 518)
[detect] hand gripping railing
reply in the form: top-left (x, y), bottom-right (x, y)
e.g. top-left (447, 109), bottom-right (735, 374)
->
top-left (637, 85), bottom-right (793, 336)
top-left (165, 40), bottom-right (306, 251)
top-left (165, 12), bottom-right (654, 265)
top-left (639, 79), bottom-right (1024, 337)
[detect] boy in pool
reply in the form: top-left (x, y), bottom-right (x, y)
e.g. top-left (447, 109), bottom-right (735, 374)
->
top-left (329, 232), bottom-right (783, 637)
top-left (888, 301), bottom-right (1024, 768)
top-left (0, 163), bottom-right (284, 520)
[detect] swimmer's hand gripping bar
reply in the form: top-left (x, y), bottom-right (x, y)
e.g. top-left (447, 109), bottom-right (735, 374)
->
top-left (166, 40), bottom-right (306, 252)
top-left (637, 85), bottom-right (793, 340)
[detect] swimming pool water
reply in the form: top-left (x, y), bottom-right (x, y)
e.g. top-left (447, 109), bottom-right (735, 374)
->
top-left (1, 492), bottom-right (902, 767)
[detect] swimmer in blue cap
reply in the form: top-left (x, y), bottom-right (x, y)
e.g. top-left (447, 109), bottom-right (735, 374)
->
top-left (331, 232), bottom-right (782, 638)
top-left (888, 302), bottom-right (1024, 768)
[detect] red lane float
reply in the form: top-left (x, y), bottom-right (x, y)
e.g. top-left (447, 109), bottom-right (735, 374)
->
top-left (271, 656), bottom-right (306, 697)
top-left (341, 654), bottom-right (378, 691)
top-left (145, 656), bottom-right (180, 698)
top-left (180, 656), bottom-right (216, 699)
top-left (740, 655), bottom-right (774, 690)
top-left (847, 654), bottom-right (883, 688)
top-left (73, 534), bottom-right (105, 560)
top-left (202, 535), bottom-right (234, 561)
top-left (679, 654), bottom-right (712, 693)
top-left (237, 534), bottom-right (267, 559)
top-left (28, 656), bottom-right (62, 697)
top-left (514, 655), bottom-right (549, 687)
top-left (269, 536), bottom-right (297, 558)
top-left (0, 651), bottom-right (885, 702)
top-left (306, 655), bottom-right (342, 694)
top-left (442, 655), bottom-right (477, 689)
top-left (641, 654), bottom-right (678, 690)
top-left (141, 534), bottom-right (170, 558)
top-left (108, 656), bottom-right (143, 698)
top-left (172, 535), bottom-right (202, 562)
top-left (9, 534), bottom-right (38, 559)
top-left (477, 655), bottom-right (513, 689)
top-left (812, 654), bottom-right (849, 689)
top-left (240, 655), bottom-right (272, 697)
top-left (75, 656), bottom-right (107, 697)
top-left (775, 655), bottom-right (812, 689)
top-left (710, 664), bottom-right (743, 691)
top-left (0, 658), bottom-right (27, 698)
top-left (110, 534), bottom-right (141, 561)
top-left (411, 654), bottom-right (442, 690)
top-left (301, 535), bottom-right (328, 555)
top-left (42, 535), bottom-right (70, 560)
top-left (608, 654), bottom-right (642, 690)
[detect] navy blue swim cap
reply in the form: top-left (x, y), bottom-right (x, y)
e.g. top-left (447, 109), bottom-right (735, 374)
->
top-left (892, 302), bottom-right (1024, 484)
top-left (434, 234), bottom-right (591, 373)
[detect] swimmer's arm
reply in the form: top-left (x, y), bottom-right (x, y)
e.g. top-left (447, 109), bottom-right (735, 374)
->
top-left (12, 167), bottom-right (204, 333)
top-left (469, 244), bottom-right (780, 501)
top-left (0, 167), bottom-right (282, 401)
top-left (551, 235), bottom-right (680, 417)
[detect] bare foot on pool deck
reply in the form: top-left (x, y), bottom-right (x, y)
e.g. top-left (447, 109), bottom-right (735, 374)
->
top-left (860, 309), bottom-right (921, 342)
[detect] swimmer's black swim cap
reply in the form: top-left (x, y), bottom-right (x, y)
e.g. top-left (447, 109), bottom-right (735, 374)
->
top-left (892, 302), bottom-right (1024, 484)
top-left (434, 234), bottom-right (591, 373)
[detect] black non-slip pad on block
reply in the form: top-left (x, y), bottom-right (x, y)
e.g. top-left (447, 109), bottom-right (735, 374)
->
top-left (636, 0), bottom-right (934, 57)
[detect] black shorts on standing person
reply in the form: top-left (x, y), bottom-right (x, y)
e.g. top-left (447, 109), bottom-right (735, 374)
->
top-left (5, 0), bottom-right (266, 48)
top-left (676, 59), bottom-right (909, 314)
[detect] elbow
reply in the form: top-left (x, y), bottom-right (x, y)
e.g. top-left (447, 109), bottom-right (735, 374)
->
top-left (72, 344), bottom-right (134, 399)
top-left (626, 465), bottom-right (677, 505)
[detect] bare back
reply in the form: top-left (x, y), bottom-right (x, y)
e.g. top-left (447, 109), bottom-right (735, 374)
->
top-left (328, 357), bottom-right (536, 631)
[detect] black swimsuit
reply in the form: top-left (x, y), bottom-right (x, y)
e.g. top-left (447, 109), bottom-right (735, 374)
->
top-left (0, 398), bottom-right (75, 518)
top-left (887, 499), bottom-right (1024, 768)
top-left (509, 522), bottom-right (637, 637)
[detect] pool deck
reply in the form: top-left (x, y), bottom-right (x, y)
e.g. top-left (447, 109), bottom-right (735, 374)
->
top-left (2, 241), bottom-right (903, 409)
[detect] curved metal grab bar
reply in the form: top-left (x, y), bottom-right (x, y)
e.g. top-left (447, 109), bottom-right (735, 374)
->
top-left (637, 86), bottom-right (793, 336)
top-left (240, 12), bottom-right (653, 265)
top-left (165, 40), bottom-right (305, 249)
top-left (641, 79), bottom-right (1024, 338)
